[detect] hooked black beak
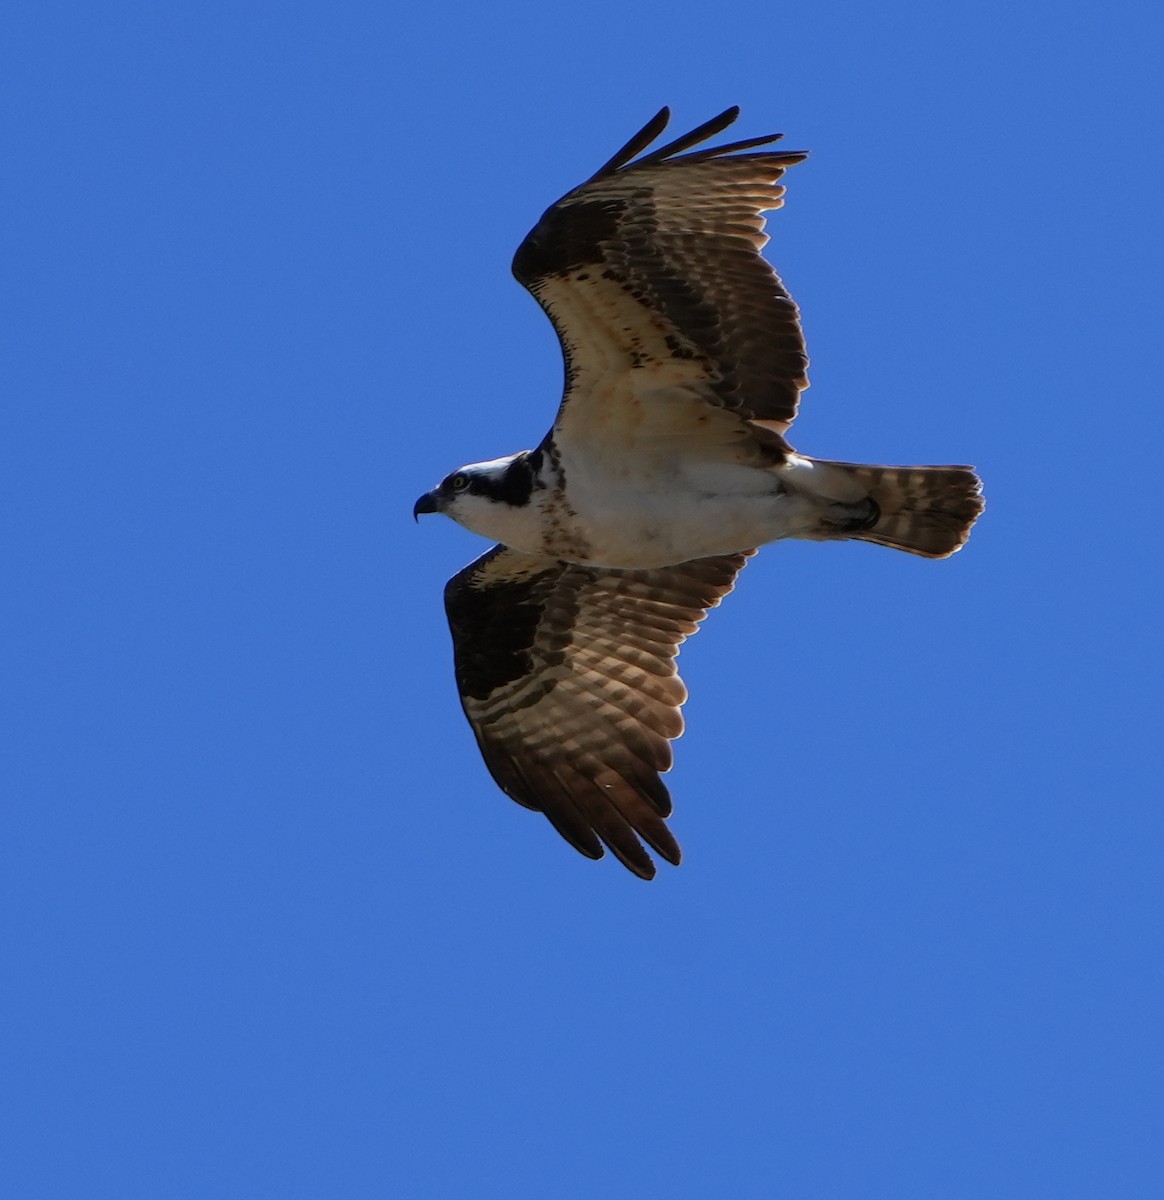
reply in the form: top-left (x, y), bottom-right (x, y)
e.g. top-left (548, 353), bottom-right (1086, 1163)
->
top-left (413, 491), bottom-right (439, 522)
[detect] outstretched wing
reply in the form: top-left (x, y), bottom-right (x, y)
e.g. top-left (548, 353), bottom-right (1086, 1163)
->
top-left (444, 545), bottom-right (752, 879)
top-left (512, 106), bottom-right (810, 451)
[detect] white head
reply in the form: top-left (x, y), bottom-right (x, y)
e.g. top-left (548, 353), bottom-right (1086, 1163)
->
top-left (414, 451), bottom-right (547, 551)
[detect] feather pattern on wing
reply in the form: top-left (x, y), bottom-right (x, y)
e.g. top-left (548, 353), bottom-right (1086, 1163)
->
top-left (444, 545), bottom-right (752, 878)
top-left (512, 106), bottom-right (810, 448)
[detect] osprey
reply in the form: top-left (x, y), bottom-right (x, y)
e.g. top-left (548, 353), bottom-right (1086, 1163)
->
top-left (415, 107), bottom-right (983, 879)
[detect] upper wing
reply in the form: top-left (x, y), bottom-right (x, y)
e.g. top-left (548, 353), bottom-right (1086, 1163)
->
top-left (444, 544), bottom-right (752, 879)
top-left (512, 107), bottom-right (810, 447)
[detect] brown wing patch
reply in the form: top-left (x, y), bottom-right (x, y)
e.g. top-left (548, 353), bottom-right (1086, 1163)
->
top-left (444, 545), bottom-right (753, 878)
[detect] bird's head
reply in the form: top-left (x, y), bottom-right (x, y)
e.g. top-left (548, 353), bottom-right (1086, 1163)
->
top-left (414, 452), bottom-right (541, 544)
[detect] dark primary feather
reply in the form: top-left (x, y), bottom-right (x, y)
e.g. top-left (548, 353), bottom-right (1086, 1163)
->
top-left (444, 546), bottom-right (752, 879)
top-left (512, 107), bottom-right (810, 436)
top-left (587, 106), bottom-right (672, 180)
top-left (631, 106), bottom-right (790, 169)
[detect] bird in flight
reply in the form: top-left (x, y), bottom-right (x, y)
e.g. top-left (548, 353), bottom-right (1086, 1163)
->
top-left (414, 107), bottom-right (983, 879)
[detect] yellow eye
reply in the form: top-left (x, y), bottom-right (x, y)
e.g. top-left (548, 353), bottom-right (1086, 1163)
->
top-left (450, 473), bottom-right (470, 492)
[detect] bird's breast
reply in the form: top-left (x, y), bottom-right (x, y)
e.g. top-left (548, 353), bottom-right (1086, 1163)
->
top-left (548, 467), bottom-right (808, 569)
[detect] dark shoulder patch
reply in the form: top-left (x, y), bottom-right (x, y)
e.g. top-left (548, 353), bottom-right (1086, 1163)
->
top-left (512, 195), bottom-right (631, 284)
top-left (444, 551), bottom-right (566, 702)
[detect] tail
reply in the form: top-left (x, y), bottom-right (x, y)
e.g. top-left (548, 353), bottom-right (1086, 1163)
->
top-left (804, 458), bottom-right (985, 558)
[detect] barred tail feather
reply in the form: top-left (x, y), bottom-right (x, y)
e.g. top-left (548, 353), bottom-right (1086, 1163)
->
top-left (811, 459), bottom-right (985, 558)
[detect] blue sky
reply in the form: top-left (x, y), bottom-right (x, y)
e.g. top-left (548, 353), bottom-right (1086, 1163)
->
top-left (3, 1), bottom-right (1161, 1196)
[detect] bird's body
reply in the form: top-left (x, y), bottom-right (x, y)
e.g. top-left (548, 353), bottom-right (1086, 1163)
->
top-left (450, 440), bottom-right (837, 571)
top-left (415, 107), bottom-right (984, 878)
